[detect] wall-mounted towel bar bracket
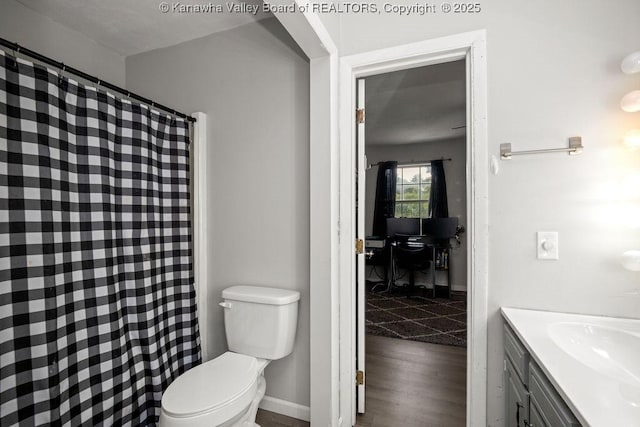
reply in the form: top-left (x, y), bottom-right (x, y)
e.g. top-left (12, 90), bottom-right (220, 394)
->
top-left (500, 137), bottom-right (583, 160)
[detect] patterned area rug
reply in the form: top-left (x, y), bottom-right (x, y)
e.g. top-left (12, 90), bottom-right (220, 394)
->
top-left (366, 285), bottom-right (467, 347)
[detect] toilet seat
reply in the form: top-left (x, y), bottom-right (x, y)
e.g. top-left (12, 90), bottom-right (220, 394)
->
top-left (161, 352), bottom-right (259, 425)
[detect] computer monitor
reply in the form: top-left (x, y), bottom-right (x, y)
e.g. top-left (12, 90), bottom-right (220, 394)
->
top-left (421, 217), bottom-right (458, 239)
top-left (386, 217), bottom-right (420, 237)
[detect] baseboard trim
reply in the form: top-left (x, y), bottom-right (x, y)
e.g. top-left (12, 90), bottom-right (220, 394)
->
top-left (259, 395), bottom-right (310, 422)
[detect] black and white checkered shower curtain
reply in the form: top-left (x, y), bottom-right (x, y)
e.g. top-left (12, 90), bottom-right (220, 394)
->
top-left (0, 51), bottom-right (201, 426)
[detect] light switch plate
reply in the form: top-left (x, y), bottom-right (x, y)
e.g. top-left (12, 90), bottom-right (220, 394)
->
top-left (537, 231), bottom-right (559, 260)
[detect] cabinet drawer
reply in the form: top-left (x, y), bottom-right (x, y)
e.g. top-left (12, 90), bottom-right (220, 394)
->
top-left (504, 325), bottom-right (529, 386)
top-left (529, 362), bottom-right (581, 427)
top-left (505, 358), bottom-right (528, 427)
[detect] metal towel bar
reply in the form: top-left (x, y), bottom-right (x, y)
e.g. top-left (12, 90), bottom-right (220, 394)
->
top-left (500, 137), bottom-right (583, 160)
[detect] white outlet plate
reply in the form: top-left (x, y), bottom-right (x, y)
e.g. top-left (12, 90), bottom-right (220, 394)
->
top-left (537, 231), bottom-right (559, 260)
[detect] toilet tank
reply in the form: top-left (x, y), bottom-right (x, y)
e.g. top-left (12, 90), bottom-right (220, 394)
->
top-left (221, 286), bottom-right (300, 360)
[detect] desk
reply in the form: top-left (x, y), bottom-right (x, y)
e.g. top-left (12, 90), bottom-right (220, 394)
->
top-left (374, 236), bottom-right (451, 298)
top-left (365, 237), bottom-right (388, 285)
top-left (426, 240), bottom-right (452, 299)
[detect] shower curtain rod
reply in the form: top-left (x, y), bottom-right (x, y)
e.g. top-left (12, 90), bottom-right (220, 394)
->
top-left (0, 37), bottom-right (196, 123)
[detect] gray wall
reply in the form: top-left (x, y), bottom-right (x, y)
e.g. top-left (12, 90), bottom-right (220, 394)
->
top-left (126, 18), bottom-right (311, 407)
top-left (366, 138), bottom-right (467, 291)
top-left (0, 0), bottom-right (125, 85)
top-left (338, 1), bottom-right (640, 425)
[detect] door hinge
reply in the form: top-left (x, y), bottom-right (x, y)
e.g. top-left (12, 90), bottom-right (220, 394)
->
top-left (356, 108), bottom-right (365, 124)
top-left (355, 238), bottom-right (364, 254)
top-left (356, 370), bottom-right (365, 385)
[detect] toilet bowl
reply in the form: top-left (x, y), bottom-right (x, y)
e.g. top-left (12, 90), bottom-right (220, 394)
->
top-left (159, 352), bottom-right (268, 426)
top-left (159, 286), bottom-right (300, 427)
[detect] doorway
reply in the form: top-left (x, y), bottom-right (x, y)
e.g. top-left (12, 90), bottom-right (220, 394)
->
top-left (338, 31), bottom-right (489, 427)
top-left (357, 61), bottom-right (467, 426)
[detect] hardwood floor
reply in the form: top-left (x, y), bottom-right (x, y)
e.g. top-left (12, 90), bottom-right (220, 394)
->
top-left (356, 335), bottom-right (466, 427)
top-left (256, 335), bottom-right (465, 427)
top-left (256, 409), bottom-right (310, 427)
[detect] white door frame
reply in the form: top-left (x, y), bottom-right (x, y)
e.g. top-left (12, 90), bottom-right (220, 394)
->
top-left (338, 30), bottom-right (489, 426)
top-left (355, 78), bottom-right (366, 413)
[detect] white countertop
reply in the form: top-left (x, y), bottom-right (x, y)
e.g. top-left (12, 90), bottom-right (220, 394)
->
top-left (501, 307), bottom-right (640, 427)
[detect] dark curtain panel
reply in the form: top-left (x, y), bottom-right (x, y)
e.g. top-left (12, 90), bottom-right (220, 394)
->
top-left (0, 51), bottom-right (200, 426)
top-left (372, 161), bottom-right (398, 236)
top-left (429, 160), bottom-right (449, 218)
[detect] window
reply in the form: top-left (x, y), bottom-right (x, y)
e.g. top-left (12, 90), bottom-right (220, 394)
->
top-left (395, 165), bottom-right (431, 218)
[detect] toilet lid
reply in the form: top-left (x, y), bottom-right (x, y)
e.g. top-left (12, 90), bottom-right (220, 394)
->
top-left (162, 352), bottom-right (258, 418)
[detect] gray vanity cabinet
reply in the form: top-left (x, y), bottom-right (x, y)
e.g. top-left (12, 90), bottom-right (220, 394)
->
top-left (528, 398), bottom-right (547, 427)
top-left (504, 325), bottom-right (581, 427)
top-left (528, 363), bottom-right (581, 427)
top-left (505, 358), bottom-right (528, 427)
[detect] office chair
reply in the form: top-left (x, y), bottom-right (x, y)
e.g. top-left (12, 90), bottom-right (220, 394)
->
top-left (394, 238), bottom-right (431, 292)
top-left (386, 218), bottom-right (430, 295)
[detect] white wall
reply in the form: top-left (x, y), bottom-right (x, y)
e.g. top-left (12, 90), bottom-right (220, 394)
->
top-left (0, 0), bottom-right (125, 85)
top-left (317, 12), bottom-right (340, 52)
top-left (126, 18), bottom-right (311, 408)
top-left (337, 1), bottom-right (640, 425)
top-left (365, 138), bottom-right (467, 291)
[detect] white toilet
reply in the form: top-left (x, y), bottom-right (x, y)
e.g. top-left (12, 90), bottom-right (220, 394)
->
top-left (159, 285), bottom-right (300, 427)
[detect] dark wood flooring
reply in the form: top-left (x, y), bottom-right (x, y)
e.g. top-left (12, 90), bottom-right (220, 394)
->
top-left (356, 335), bottom-right (466, 427)
top-left (256, 409), bottom-right (310, 427)
top-left (256, 335), bottom-right (466, 427)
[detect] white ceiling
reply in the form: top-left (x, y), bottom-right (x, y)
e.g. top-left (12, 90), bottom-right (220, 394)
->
top-left (17, 0), bottom-right (271, 56)
top-left (365, 60), bottom-right (466, 146)
top-left (16, 1), bottom-right (465, 142)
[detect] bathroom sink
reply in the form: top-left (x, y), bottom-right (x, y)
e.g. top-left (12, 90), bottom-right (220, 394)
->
top-left (548, 322), bottom-right (640, 386)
